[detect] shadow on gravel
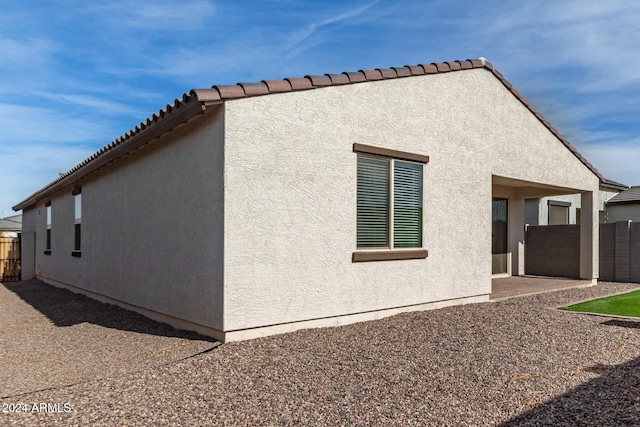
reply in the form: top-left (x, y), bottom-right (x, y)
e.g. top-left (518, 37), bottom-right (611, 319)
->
top-left (3, 280), bottom-right (217, 342)
top-left (601, 319), bottom-right (640, 329)
top-left (500, 356), bottom-right (640, 426)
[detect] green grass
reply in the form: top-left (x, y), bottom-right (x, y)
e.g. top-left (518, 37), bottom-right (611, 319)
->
top-left (560, 289), bottom-right (640, 317)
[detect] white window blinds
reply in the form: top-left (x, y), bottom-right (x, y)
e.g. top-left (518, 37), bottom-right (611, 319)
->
top-left (357, 155), bottom-right (423, 249)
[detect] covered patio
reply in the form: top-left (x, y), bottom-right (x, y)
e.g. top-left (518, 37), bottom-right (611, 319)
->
top-left (491, 175), bottom-right (598, 284)
top-left (490, 275), bottom-right (594, 301)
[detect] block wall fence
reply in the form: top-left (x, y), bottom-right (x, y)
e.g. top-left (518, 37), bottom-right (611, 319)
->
top-left (524, 222), bottom-right (640, 283)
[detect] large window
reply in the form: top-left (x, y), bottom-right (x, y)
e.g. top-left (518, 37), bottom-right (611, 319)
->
top-left (72, 188), bottom-right (81, 256)
top-left (352, 143), bottom-right (429, 262)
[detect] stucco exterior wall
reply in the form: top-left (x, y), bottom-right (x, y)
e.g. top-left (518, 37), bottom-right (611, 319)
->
top-left (533, 187), bottom-right (621, 225)
top-left (30, 107), bottom-right (226, 330)
top-left (19, 209), bottom-right (36, 280)
top-left (222, 68), bottom-right (599, 331)
top-left (607, 204), bottom-right (640, 223)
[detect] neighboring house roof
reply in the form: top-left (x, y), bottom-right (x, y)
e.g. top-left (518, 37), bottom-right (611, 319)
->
top-left (601, 177), bottom-right (629, 192)
top-left (13, 58), bottom-right (603, 211)
top-left (0, 214), bottom-right (22, 231)
top-left (606, 186), bottom-right (640, 205)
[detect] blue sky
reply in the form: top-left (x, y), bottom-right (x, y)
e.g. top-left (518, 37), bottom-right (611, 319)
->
top-left (2, 0), bottom-right (640, 216)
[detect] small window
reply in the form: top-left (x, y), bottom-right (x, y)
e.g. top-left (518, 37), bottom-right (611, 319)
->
top-left (353, 143), bottom-right (429, 262)
top-left (72, 190), bottom-right (81, 256)
top-left (45, 203), bottom-right (52, 254)
top-left (548, 200), bottom-right (570, 225)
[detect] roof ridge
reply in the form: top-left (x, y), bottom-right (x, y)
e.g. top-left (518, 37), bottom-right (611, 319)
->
top-left (191, 59), bottom-right (487, 103)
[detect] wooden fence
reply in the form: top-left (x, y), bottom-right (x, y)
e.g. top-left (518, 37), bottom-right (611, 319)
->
top-left (0, 235), bottom-right (20, 282)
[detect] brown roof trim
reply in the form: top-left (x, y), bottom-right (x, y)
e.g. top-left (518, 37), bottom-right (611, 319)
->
top-left (353, 143), bottom-right (429, 164)
top-left (352, 249), bottom-right (428, 262)
top-left (13, 57), bottom-right (603, 211)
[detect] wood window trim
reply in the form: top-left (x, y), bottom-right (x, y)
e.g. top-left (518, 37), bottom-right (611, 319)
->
top-left (547, 200), bottom-right (571, 207)
top-left (353, 143), bottom-right (429, 164)
top-left (352, 249), bottom-right (428, 262)
top-left (71, 187), bottom-right (82, 195)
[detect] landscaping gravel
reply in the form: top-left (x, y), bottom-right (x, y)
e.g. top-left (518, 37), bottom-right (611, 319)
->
top-left (2, 280), bottom-right (640, 426)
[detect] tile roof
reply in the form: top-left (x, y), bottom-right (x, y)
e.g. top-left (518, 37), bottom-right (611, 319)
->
top-left (0, 214), bottom-right (22, 231)
top-left (606, 186), bottom-right (640, 205)
top-left (601, 177), bottom-right (629, 191)
top-left (13, 58), bottom-right (603, 211)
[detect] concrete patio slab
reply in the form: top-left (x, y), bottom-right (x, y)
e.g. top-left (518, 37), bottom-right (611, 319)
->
top-left (491, 275), bottom-right (594, 301)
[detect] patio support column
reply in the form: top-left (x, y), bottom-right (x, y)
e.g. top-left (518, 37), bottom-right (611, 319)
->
top-left (580, 191), bottom-right (598, 283)
top-left (509, 197), bottom-right (525, 276)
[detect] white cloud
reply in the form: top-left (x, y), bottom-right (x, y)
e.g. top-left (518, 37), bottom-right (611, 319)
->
top-left (0, 104), bottom-right (110, 143)
top-left (84, 0), bottom-right (216, 31)
top-left (285, 1), bottom-right (379, 59)
top-left (32, 92), bottom-right (143, 117)
top-left (0, 37), bottom-right (55, 66)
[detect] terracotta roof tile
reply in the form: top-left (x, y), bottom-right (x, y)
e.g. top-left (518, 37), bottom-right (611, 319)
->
top-left (326, 73), bottom-right (350, 85)
top-left (359, 69), bottom-right (383, 80)
top-left (491, 69), bottom-right (512, 89)
top-left (392, 66), bottom-right (412, 77)
top-left (377, 68), bottom-right (397, 79)
top-left (239, 82), bottom-right (269, 96)
top-left (213, 85), bottom-right (245, 99)
top-left (305, 75), bottom-right (332, 86)
top-left (286, 77), bottom-right (314, 90)
top-left (435, 62), bottom-right (451, 72)
top-left (405, 65), bottom-right (425, 75)
top-left (447, 61), bottom-right (462, 71)
top-left (419, 63), bottom-right (438, 74)
top-left (262, 79), bottom-right (292, 93)
top-left (13, 57), bottom-right (605, 210)
top-left (343, 71), bottom-right (367, 83)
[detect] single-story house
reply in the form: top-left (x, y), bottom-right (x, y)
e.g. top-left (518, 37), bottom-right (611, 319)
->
top-left (14, 58), bottom-right (601, 342)
top-left (524, 178), bottom-right (628, 225)
top-left (604, 186), bottom-right (640, 222)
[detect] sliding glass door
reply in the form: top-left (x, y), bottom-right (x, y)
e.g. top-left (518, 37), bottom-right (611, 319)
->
top-left (492, 198), bottom-right (509, 275)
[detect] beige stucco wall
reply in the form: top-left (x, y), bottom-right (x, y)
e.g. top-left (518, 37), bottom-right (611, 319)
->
top-left (19, 210), bottom-right (36, 280)
top-left (536, 187), bottom-right (621, 225)
top-left (222, 68), bottom-right (599, 331)
top-left (607, 204), bottom-right (640, 223)
top-left (27, 107), bottom-right (226, 330)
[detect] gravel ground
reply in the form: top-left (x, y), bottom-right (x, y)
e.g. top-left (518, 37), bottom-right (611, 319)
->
top-left (2, 280), bottom-right (640, 426)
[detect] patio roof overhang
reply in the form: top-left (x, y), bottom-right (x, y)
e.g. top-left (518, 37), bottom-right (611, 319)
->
top-left (492, 175), bottom-right (588, 199)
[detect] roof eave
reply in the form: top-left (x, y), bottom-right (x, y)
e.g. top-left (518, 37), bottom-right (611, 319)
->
top-left (13, 98), bottom-right (207, 211)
